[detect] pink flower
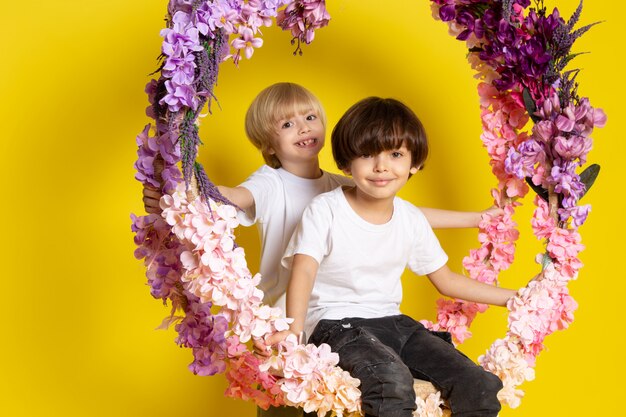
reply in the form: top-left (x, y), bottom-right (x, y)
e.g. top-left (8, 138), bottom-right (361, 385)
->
top-left (479, 338), bottom-right (535, 408)
top-left (414, 391), bottom-right (445, 417)
top-left (531, 196), bottom-right (556, 239)
top-left (231, 26), bottom-right (263, 62)
top-left (547, 228), bottom-right (584, 277)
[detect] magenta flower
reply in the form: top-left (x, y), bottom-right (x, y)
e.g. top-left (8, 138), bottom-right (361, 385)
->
top-left (277, 0), bottom-right (330, 53)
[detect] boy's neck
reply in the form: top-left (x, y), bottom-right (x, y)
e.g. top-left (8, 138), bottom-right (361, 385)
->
top-left (280, 159), bottom-right (323, 179)
top-left (343, 187), bottom-right (395, 225)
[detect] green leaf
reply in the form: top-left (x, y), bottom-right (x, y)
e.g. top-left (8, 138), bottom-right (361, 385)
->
top-left (525, 177), bottom-right (549, 202)
top-left (579, 164), bottom-right (601, 199)
top-left (523, 88), bottom-right (540, 123)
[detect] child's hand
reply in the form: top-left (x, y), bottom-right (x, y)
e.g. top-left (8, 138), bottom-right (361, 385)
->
top-left (252, 336), bottom-right (272, 357)
top-left (482, 205), bottom-right (504, 219)
top-left (143, 185), bottom-right (163, 214)
top-left (254, 330), bottom-right (299, 357)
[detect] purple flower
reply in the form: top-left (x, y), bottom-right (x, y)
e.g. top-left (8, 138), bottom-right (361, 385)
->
top-left (161, 80), bottom-right (199, 112)
top-left (134, 125), bottom-right (160, 187)
top-left (131, 213), bottom-right (184, 301)
top-left (455, 9), bottom-right (486, 40)
top-left (439, 4), bottom-right (456, 21)
top-left (161, 12), bottom-right (203, 56)
top-left (168, 0), bottom-right (194, 15)
top-left (177, 303), bottom-right (230, 376)
top-left (505, 138), bottom-right (546, 179)
top-left (162, 46), bottom-right (197, 85)
top-left (553, 134), bottom-right (592, 164)
top-left (195, 0), bottom-right (239, 37)
top-left (549, 162), bottom-right (585, 199)
top-left (519, 37), bottom-right (552, 78)
top-left (559, 202), bottom-right (591, 228)
top-left (533, 120), bottom-right (556, 143)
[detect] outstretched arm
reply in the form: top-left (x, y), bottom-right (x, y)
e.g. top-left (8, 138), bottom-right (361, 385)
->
top-left (427, 264), bottom-right (517, 306)
top-left (141, 154), bottom-right (255, 213)
top-left (419, 206), bottom-right (503, 229)
top-left (216, 185), bottom-right (254, 211)
top-left (142, 183), bottom-right (255, 214)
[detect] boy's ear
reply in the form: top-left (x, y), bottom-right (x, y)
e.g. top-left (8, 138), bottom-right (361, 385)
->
top-left (409, 166), bottom-right (419, 175)
top-left (341, 167), bottom-right (351, 176)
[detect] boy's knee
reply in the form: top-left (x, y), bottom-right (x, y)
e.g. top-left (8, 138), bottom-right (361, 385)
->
top-left (358, 360), bottom-right (416, 417)
top-left (473, 370), bottom-right (503, 402)
top-left (450, 370), bottom-right (502, 416)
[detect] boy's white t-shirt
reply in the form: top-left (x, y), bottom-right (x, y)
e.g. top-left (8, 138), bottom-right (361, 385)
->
top-left (282, 186), bottom-right (448, 338)
top-left (239, 165), bottom-right (353, 308)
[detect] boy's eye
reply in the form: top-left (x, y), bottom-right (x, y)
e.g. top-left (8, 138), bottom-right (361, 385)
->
top-left (391, 151), bottom-right (403, 158)
top-left (306, 114), bottom-right (317, 121)
top-left (281, 121), bottom-right (293, 129)
top-left (360, 154), bottom-right (372, 159)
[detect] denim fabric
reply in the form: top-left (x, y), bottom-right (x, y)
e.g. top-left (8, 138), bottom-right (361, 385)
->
top-left (308, 315), bottom-right (502, 417)
top-left (257, 405), bottom-right (302, 417)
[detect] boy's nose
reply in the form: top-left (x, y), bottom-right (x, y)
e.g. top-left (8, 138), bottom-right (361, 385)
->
top-left (373, 157), bottom-right (387, 172)
top-left (298, 121), bottom-right (311, 134)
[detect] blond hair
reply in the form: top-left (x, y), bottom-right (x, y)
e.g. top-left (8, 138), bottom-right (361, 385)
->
top-left (245, 82), bottom-right (326, 168)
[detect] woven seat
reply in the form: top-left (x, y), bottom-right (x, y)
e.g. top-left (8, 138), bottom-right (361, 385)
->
top-left (413, 379), bottom-right (451, 416)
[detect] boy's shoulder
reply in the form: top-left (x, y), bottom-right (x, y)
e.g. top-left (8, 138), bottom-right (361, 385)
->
top-left (392, 197), bottom-right (430, 228)
top-left (309, 185), bottom-right (344, 205)
top-left (325, 171), bottom-right (353, 187)
top-left (305, 186), bottom-right (348, 216)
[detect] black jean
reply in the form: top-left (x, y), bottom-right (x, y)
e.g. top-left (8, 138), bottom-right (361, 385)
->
top-left (308, 315), bottom-right (502, 417)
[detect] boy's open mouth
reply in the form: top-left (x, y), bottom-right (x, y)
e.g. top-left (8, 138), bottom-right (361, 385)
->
top-left (295, 138), bottom-right (317, 148)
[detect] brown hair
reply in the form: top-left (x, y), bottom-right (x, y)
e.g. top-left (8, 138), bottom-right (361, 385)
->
top-left (245, 82), bottom-right (326, 168)
top-left (331, 97), bottom-right (428, 171)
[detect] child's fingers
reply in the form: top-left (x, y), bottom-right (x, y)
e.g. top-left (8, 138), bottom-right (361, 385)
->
top-left (252, 337), bottom-right (273, 357)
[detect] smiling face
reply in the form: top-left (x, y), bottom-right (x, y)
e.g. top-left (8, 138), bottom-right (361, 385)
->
top-left (343, 144), bottom-right (419, 203)
top-left (245, 83), bottom-right (327, 169)
top-left (268, 108), bottom-right (326, 173)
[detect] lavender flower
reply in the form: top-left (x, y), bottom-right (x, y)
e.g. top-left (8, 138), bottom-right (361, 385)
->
top-left (131, 213), bottom-right (185, 301)
top-left (549, 161), bottom-right (585, 200)
top-left (505, 138), bottom-right (546, 180)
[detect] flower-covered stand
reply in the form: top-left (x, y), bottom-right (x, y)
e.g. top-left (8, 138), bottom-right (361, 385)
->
top-left (132, 1), bottom-right (605, 416)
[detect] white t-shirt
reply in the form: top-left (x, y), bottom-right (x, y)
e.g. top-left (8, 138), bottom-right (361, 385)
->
top-left (282, 187), bottom-right (448, 337)
top-left (239, 165), bottom-right (353, 308)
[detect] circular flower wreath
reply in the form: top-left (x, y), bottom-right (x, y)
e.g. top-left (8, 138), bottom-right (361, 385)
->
top-left (131, 1), bottom-right (606, 416)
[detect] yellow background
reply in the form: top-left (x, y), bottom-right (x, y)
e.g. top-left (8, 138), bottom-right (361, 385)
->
top-left (2, 1), bottom-right (624, 415)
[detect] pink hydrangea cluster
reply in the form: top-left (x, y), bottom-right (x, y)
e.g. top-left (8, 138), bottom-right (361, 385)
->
top-left (479, 197), bottom-right (582, 408)
top-left (260, 333), bottom-right (362, 416)
top-left (224, 340), bottom-right (285, 410)
top-left (423, 83), bottom-right (528, 344)
top-left (426, 1), bottom-right (605, 410)
top-left (413, 391), bottom-right (446, 417)
top-left (159, 183), bottom-right (361, 414)
top-left (161, 183), bottom-right (291, 343)
top-left (478, 338), bottom-right (535, 408)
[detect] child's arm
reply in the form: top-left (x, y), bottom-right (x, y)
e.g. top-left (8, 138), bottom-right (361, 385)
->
top-left (285, 254), bottom-right (318, 335)
top-left (142, 183), bottom-right (255, 213)
top-left (216, 185), bottom-right (254, 210)
top-left (427, 264), bottom-right (517, 306)
top-left (418, 206), bottom-right (503, 229)
top-left (141, 154), bottom-right (255, 213)
top-left (265, 254), bottom-right (318, 347)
